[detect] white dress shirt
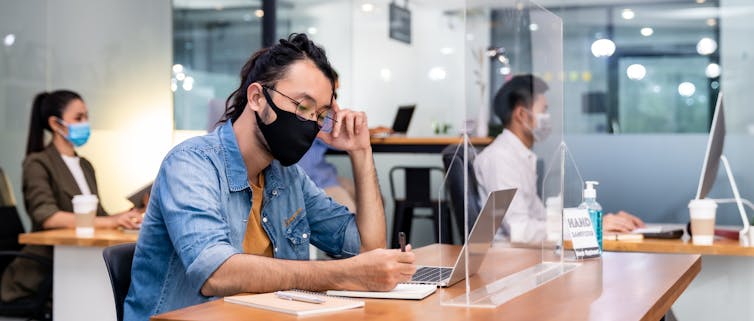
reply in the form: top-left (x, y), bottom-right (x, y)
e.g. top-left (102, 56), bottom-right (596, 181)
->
top-left (474, 129), bottom-right (546, 243)
top-left (61, 154), bottom-right (92, 195)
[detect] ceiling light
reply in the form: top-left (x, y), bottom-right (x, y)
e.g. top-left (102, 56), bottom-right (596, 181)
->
top-left (696, 37), bottom-right (717, 55)
top-left (440, 47), bottom-right (454, 55)
top-left (172, 64), bottom-right (184, 74)
top-left (428, 67), bottom-right (447, 81)
top-left (626, 64), bottom-right (646, 80)
top-left (678, 82), bottom-right (696, 97)
top-left (529, 24), bottom-right (539, 31)
top-left (621, 9), bottom-right (635, 20)
top-left (380, 68), bottom-right (391, 82)
top-left (307, 27), bottom-right (318, 35)
top-left (361, 3), bottom-right (374, 12)
top-left (705, 63), bottom-right (721, 78)
top-left (3, 34), bottom-right (15, 47)
top-left (640, 27), bottom-right (653, 37)
top-left (591, 39), bottom-right (616, 57)
top-left (254, 9), bottom-right (264, 18)
top-left (706, 19), bottom-right (717, 27)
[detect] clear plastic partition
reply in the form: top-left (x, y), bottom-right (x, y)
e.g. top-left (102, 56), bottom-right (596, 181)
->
top-left (438, 0), bottom-right (581, 308)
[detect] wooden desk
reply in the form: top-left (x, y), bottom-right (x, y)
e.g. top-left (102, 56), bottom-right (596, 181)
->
top-left (152, 244), bottom-right (700, 321)
top-left (600, 235), bottom-right (754, 320)
top-left (363, 136), bottom-right (492, 153)
top-left (19, 228), bottom-right (137, 247)
top-left (603, 237), bottom-right (754, 257)
top-left (20, 228), bottom-right (137, 321)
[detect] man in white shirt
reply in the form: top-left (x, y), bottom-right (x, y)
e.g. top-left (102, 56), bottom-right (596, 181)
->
top-left (474, 74), bottom-right (644, 243)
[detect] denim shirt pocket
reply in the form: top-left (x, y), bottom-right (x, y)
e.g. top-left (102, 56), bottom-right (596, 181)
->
top-left (284, 213), bottom-right (311, 259)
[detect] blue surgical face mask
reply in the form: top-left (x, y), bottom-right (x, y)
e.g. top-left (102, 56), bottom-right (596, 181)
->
top-left (56, 118), bottom-right (91, 147)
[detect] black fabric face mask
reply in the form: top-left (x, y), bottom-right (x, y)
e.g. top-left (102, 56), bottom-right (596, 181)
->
top-left (255, 87), bottom-right (319, 166)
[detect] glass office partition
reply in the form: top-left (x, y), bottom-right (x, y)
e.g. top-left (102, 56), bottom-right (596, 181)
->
top-left (439, 0), bottom-right (581, 309)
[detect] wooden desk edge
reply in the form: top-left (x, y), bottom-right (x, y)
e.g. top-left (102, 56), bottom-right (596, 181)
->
top-left (369, 136), bottom-right (493, 145)
top-left (642, 254), bottom-right (701, 321)
top-left (19, 229), bottom-right (137, 247)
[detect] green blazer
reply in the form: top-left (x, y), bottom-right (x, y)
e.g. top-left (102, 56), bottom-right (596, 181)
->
top-left (1, 144), bottom-right (107, 302)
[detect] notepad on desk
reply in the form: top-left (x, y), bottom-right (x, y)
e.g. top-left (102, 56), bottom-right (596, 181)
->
top-left (224, 290), bottom-right (364, 316)
top-left (327, 283), bottom-right (436, 300)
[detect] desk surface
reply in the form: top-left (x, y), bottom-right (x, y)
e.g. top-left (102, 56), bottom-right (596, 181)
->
top-left (604, 237), bottom-right (754, 256)
top-left (370, 136), bottom-right (493, 145)
top-left (363, 136), bottom-right (493, 153)
top-left (151, 244), bottom-right (700, 321)
top-left (19, 228), bottom-right (137, 247)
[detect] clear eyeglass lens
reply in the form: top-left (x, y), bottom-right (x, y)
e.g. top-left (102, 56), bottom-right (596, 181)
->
top-left (318, 109), bottom-right (335, 131)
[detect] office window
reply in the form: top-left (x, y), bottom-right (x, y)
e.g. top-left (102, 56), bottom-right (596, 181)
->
top-left (556, 1), bottom-right (720, 134)
top-left (172, 0), bottom-right (264, 130)
top-left (489, 0), bottom-right (724, 134)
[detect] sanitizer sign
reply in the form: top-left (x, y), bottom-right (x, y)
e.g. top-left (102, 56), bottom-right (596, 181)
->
top-left (564, 208), bottom-right (601, 259)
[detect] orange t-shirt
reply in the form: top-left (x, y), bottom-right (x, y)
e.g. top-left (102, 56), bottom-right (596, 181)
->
top-left (242, 173), bottom-right (273, 257)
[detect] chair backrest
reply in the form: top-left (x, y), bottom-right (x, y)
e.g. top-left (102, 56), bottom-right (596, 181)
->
top-left (0, 167), bottom-right (25, 275)
top-left (102, 243), bottom-right (136, 321)
top-left (441, 145), bottom-right (482, 239)
top-left (389, 166), bottom-right (445, 204)
top-left (0, 167), bottom-right (17, 208)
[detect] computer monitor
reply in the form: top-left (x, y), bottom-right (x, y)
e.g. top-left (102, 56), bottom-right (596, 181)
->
top-left (695, 93), bottom-right (725, 200)
top-left (391, 105), bottom-right (416, 134)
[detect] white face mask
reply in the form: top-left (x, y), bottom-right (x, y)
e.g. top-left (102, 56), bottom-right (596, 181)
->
top-left (524, 110), bottom-right (552, 142)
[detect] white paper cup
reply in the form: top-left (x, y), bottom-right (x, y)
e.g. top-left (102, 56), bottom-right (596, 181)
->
top-left (72, 195), bottom-right (98, 237)
top-left (689, 199), bottom-right (717, 245)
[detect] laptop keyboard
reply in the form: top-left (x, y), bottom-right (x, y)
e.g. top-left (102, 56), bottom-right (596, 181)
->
top-left (411, 266), bottom-right (453, 283)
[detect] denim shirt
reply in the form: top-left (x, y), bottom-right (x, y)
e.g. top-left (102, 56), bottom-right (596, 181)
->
top-left (123, 121), bottom-right (360, 321)
top-left (297, 138), bottom-right (339, 188)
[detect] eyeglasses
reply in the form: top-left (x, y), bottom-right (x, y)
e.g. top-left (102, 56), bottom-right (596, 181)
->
top-left (262, 85), bottom-right (336, 133)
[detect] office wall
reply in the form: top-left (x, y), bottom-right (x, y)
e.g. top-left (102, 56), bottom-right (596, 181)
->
top-left (351, 0), bottom-right (466, 136)
top-left (0, 0), bottom-right (172, 229)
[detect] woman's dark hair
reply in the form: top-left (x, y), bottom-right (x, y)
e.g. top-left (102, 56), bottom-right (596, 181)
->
top-left (26, 90), bottom-right (82, 155)
top-left (222, 33), bottom-right (336, 123)
top-left (493, 74), bottom-right (549, 128)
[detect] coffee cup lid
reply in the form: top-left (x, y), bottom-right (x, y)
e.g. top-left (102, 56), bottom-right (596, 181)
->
top-left (688, 198), bottom-right (717, 209)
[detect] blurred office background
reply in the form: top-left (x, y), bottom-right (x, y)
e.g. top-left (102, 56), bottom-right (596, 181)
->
top-left (1, 0), bottom-right (753, 237)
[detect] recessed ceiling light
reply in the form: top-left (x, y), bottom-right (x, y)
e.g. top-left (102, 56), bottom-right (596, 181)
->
top-left (640, 27), bottom-right (654, 37)
top-left (621, 9), bottom-right (635, 20)
top-left (361, 3), bottom-right (374, 12)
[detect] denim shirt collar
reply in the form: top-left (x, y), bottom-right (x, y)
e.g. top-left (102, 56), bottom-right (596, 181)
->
top-left (218, 121), bottom-right (285, 196)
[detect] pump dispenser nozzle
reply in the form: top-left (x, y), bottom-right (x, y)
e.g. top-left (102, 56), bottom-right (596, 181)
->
top-left (584, 181), bottom-right (599, 199)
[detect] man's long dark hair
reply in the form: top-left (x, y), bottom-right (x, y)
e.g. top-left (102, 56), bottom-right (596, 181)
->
top-left (222, 33), bottom-right (336, 123)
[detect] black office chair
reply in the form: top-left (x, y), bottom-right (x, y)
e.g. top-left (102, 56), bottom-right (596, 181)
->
top-left (441, 145), bottom-right (482, 241)
top-left (102, 243), bottom-right (136, 321)
top-left (0, 167), bottom-right (52, 321)
top-left (389, 166), bottom-right (452, 248)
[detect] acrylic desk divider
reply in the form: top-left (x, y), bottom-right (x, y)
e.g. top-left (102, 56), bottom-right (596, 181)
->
top-left (437, 0), bottom-right (589, 308)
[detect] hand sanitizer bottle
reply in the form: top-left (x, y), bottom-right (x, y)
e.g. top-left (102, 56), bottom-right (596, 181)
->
top-left (579, 181), bottom-right (603, 252)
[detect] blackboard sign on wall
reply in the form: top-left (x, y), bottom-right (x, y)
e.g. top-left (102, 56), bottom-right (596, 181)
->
top-left (389, 3), bottom-right (411, 44)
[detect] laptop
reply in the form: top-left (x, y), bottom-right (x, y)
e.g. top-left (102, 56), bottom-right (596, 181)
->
top-left (391, 105), bottom-right (416, 134)
top-left (407, 188), bottom-right (516, 287)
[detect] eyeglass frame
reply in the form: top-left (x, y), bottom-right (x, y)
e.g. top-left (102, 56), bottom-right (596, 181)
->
top-left (261, 85), bottom-right (337, 131)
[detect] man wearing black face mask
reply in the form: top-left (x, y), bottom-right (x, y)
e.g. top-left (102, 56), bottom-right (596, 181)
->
top-left (125, 34), bottom-right (415, 321)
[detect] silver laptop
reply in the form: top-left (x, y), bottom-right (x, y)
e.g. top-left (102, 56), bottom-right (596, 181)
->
top-left (407, 188), bottom-right (516, 287)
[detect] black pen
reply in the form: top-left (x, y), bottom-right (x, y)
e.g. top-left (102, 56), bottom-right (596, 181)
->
top-left (399, 232), bottom-right (406, 252)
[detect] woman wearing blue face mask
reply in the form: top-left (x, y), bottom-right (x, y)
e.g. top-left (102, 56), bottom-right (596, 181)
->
top-left (1, 90), bottom-right (142, 304)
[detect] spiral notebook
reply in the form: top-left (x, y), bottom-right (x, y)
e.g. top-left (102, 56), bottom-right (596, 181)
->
top-left (326, 284), bottom-right (436, 300)
top-left (224, 290), bottom-right (364, 316)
